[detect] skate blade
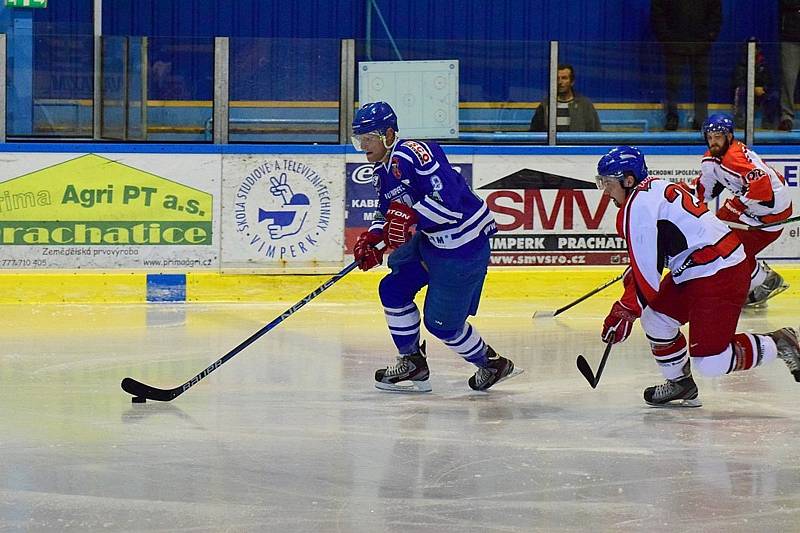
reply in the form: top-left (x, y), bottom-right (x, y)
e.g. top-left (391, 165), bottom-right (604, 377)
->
top-left (375, 380), bottom-right (432, 393)
top-left (645, 397), bottom-right (703, 408)
top-left (499, 367), bottom-right (525, 385)
top-left (474, 367), bottom-right (525, 392)
top-left (745, 284), bottom-right (790, 308)
top-left (765, 284), bottom-right (790, 302)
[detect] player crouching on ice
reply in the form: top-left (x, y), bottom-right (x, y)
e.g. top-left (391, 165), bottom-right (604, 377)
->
top-left (351, 101), bottom-right (519, 393)
top-left (595, 146), bottom-right (800, 407)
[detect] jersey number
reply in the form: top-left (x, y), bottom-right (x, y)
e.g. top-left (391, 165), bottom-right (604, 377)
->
top-left (664, 184), bottom-right (707, 218)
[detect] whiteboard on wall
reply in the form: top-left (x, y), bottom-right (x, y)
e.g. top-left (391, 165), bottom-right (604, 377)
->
top-left (358, 60), bottom-right (459, 139)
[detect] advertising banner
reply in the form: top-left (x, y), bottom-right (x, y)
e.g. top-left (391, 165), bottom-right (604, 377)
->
top-left (473, 154), bottom-right (625, 267)
top-left (762, 156), bottom-right (800, 258)
top-left (221, 155), bottom-right (345, 270)
top-left (473, 153), bottom-right (800, 266)
top-left (0, 152), bottom-right (219, 269)
top-left (0, 148), bottom-right (795, 272)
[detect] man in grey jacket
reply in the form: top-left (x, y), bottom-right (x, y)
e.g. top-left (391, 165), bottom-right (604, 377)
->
top-left (529, 64), bottom-right (601, 132)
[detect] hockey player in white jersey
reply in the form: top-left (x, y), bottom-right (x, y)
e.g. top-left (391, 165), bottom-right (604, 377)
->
top-left (690, 114), bottom-right (791, 307)
top-left (596, 146), bottom-right (800, 407)
top-left (351, 101), bottom-right (519, 393)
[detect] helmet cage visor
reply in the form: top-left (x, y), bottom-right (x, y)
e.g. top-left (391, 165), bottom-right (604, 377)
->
top-left (703, 127), bottom-right (732, 144)
top-left (351, 131), bottom-right (385, 152)
top-left (702, 114), bottom-right (734, 142)
top-left (595, 173), bottom-right (625, 190)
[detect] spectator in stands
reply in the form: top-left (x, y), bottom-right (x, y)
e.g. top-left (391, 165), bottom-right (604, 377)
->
top-left (778, 0), bottom-right (800, 131)
top-left (651, 0), bottom-right (722, 131)
top-left (151, 57), bottom-right (190, 100)
top-left (732, 38), bottom-right (779, 129)
top-left (529, 64), bottom-right (600, 132)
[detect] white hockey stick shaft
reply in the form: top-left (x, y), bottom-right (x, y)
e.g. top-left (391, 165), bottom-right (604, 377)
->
top-left (725, 214), bottom-right (800, 231)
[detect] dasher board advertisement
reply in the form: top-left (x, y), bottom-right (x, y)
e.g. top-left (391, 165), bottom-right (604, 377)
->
top-left (0, 153), bottom-right (219, 269)
top-left (221, 155), bottom-right (345, 270)
top-left (473, 154), bottom-right (800, 266)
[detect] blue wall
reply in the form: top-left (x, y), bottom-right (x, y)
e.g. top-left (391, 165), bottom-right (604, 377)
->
top-left (25, 0), bottom-right (784, 103)
top-left (93, 1), bottom-right (779, 43)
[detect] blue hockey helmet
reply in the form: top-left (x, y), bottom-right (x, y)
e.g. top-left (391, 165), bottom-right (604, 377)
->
top-left (352, 101), bottom-right (399, 135)
top-left (702, 113), bottom-right (735, 140)
top-left (596, 146), bottom-right (649, 189)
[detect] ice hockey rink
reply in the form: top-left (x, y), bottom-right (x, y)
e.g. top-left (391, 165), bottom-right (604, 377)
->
top-left (2, 285), bottom-right (800, 532)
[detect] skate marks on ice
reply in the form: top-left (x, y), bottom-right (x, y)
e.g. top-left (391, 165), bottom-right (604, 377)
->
top-left (2, 300), bottom-right (800, 531)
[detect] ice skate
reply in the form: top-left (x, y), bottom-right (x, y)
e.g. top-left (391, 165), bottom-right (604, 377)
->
top-left (643, 362), bottom-right (701, 407)
top-left (375, 341), bottom-right (431, 393)
top-left (745, 263), bottom-right (789, 308)
top-left (769, 327), bottom-right (800, 382)
top-left (468, 346), bottom-right (522, 391)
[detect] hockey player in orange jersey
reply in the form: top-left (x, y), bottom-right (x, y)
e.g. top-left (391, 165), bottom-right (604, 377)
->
top-left (690, 114), bottom-right (791, 307)
top-left (596, 146), bottom-right (800, 407)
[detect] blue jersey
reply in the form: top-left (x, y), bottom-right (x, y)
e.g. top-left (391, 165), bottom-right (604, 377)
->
top-left (367, 139), bottom-right (496, 257)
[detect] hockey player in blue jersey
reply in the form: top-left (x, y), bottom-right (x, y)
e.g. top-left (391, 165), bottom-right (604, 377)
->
top-left (351, 101), bottom-right (520, 393)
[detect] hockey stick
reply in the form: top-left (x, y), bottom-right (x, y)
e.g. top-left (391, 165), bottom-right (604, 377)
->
top-left (576, 335), bottom-right (615, 389)
top-left (725, 214), bottom-right (800, 231)
top-left (121, 243), bottom-right (385, 402)
top-left (533, 271), bottom-right (625, 319)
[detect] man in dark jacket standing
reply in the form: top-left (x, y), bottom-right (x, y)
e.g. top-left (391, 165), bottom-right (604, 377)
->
top-left (529, 64), bottom-right (600, 132)
top-left (651, 0), bottom-right (722, 131)
top-left (778, 0), bottom-right (800, 131)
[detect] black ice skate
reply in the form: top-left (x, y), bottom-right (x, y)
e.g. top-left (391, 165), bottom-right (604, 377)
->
top-left (769, 327), bottom-right (800, 382)
top-left (643, 362), bottom-right (702, 408)
top-left (745, 263), bottom-right (789, 308)
top-left (468, 346), bottom-right (521, 391)
top-left (375, 341), bottom-right (431, 393)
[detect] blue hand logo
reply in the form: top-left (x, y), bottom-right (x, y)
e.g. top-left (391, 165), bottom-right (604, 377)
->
top-left (257, 173), bottom-right (310, 239)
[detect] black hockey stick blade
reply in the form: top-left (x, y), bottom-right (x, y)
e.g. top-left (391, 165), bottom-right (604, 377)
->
top-left (576, 337), bottom-right (614, 389)
top-left (121, 377), bottom-right (180, 402)
top-left (119, 245), bottom-right (382, 402)
top-left (575, 354), bottom-right (598, 388)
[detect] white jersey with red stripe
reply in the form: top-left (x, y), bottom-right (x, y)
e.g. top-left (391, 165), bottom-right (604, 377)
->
top-left (694, 140), bottom-right (792, 230)
top-left (618, 177), bottom-right (746, 306)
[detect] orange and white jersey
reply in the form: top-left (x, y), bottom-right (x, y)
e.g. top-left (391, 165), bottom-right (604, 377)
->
top-left (694, 140), bottom-right (792, 230)
top-left (618, 178), bottom-right (746, 306)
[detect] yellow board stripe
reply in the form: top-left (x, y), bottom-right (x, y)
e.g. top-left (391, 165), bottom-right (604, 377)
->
top-left (0, 268), bottom-right (796, 304)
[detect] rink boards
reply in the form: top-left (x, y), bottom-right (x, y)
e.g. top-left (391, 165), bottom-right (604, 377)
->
top-left (0, 143), bottom-right (796, 302)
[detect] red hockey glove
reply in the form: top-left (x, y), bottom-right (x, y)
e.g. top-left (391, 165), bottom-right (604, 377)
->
top-left (383, 201), bottom-right (418, 249)
top-left (716, 197), bottom-right (747, 223)
top-left (602, 301), bottom-right (638, 344)
top-left (354, 231), bottom-right (384, 271)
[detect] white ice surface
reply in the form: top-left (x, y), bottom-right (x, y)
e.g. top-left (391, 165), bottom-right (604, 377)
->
top-left (1, 296), bottom-right (800, 532)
